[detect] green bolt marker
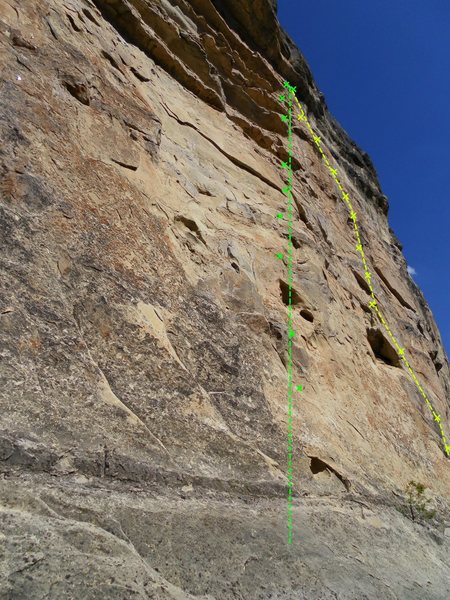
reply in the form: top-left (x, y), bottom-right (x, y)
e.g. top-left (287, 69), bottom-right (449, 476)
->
top-left (276, 252), bottom-right (284, 260)
top-left (283, 81), bottom-right (297, 93)
top-left (277, 213), bottom-right (284, 219)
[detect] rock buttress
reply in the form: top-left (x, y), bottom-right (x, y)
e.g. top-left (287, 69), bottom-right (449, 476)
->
top-left (1, 0), bottom-right (449, 598)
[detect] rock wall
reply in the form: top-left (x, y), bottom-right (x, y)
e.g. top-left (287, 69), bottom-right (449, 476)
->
top-left (1, 0), bottom-right (449, 598)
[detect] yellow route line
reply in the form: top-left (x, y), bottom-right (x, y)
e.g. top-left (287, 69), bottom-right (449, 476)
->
top-left (293, 93), bottom-right (450, 457)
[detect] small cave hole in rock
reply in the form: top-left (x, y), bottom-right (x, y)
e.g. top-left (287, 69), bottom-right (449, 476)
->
top-left (309, 457), bottom-right (350, 490)
top-left (300, 309), bottom-right (314, 323)
top-left (231, 261), bottom-right (240, 273)
top-left (176, 216), bottom-right (199, 233)
top-left (310, 457), bottom-right (328, 475)
top-left (279, 280), bottom-right (302, 306)
top-left (434, 361), bottom-right (443, 374)
top-left (367, 328), bottom-right (400, 367)
top-left (67, 14), bottom-right (82, 32)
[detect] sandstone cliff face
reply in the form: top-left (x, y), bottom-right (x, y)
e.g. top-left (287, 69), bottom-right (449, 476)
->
top-left (1, 1), bottom-right (450, 598)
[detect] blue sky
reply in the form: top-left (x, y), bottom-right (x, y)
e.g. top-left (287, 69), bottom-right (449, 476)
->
top-left (277, 0), bottom-right (450, 354)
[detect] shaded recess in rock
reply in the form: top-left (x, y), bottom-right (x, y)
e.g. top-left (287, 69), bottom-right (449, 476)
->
top-left (279, 279), bottom-right (302, 306)
top-left (352, 267), bottom-right (371, 295)
top-left (367, 328), bottom-right (401, 367)
top-left (429, 350), bottom-right (443, 375)
top-left (293, 198), bottom-right (311, 229)
top-left (61, 73), bottom-right (91, 105)
top-left (175, 215), bottom-right (207, 245)
top-left (309, 456), bottom-right (350, 491)
top-left (300, 308), bottom-right (314, 323)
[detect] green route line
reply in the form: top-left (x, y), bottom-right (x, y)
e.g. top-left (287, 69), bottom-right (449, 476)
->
top-left (287, 86), bottom-right (294, 545)
top-left (278, 85), bottom-right (296, 544)
top-left (278, 80), bottom-right (450, 469)
top-left (279, 83), bottom-right (298, 544)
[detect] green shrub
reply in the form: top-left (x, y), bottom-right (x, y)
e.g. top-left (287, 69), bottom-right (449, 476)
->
top-left (405, 480), bottom-right (436, 522)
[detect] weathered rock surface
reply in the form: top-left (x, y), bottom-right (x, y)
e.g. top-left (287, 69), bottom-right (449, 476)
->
top-left (0, 0), bottom-right (449, 598)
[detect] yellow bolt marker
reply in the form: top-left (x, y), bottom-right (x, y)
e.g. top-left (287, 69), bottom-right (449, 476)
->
top-left (291, 89), bottom-right (449, 457)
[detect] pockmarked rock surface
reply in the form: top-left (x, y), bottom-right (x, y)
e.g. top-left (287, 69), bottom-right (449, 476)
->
top-left (1, 0), bottom-right (449, 598)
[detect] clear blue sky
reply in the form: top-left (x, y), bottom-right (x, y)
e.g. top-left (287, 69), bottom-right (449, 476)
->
top-left (278, 0), bottom-right (450, 354)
